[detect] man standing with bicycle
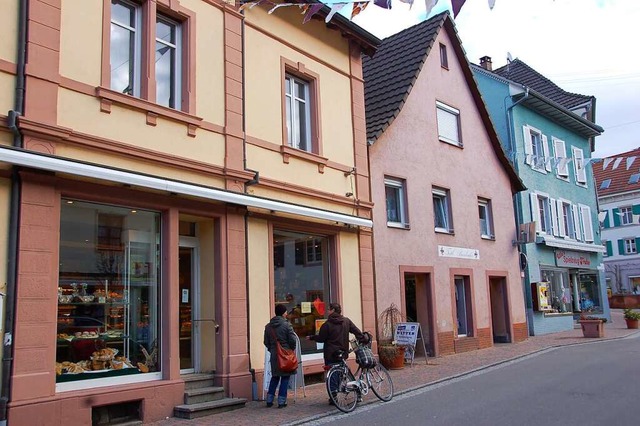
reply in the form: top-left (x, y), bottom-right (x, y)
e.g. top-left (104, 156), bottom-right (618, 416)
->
top-left (307, 303), bottom-right (368, 402)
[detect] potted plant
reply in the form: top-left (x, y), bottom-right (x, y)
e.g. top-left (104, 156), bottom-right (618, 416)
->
top-left (377, 304), bottom-right (406, 370)
top-left (579, 314), bottom-right (606, 338)
top-left (623, 309), bottom-right (640, 329)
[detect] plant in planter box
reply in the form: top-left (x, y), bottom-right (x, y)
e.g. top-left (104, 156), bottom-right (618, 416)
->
top-left (623, 309), bottom-right (640, 329)
top-left (579, 314), bottom-right (606, 338)
top-left (377, 304), bottom-right (406, 369)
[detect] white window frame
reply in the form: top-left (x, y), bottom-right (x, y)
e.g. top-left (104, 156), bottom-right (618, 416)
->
top-left (552, 137), bottom-right (569, 180)
top-left (110, 0), bottom-right (142, 97)
top-left (530, 192), bottom-right (552, 235)
top-left (285, 74), bottom-right (312, 152)
top-left (155, 15), bottom-right (182, 109)
top-left (572, 146), bottom-right (587, 186)
top-left (436, 101), bottom-right (461, 147)
top-left (624, 238), bottom-right (637, 255)
top-left (620, 206), bottom-right (633, 225)
top-left (433, 187), bottom-right (453, 233)
top-left (523, 125), bottom-right (549, 173)
top-left (559, 200), bottom-right (576, 239)
top-left (384, 177), bottom-right (408, 228)
top-left (478, 198), bottom-right (494, 239)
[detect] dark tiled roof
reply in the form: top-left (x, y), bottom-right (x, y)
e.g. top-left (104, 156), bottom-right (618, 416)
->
top-left (362, 12), bottom-right (525, 193)
top-left (493, 59), bottom-right (593, 110)
top-left (362, 12), bottom-right (447, 142)
top-left (593, 147), bottom-right (640, 197)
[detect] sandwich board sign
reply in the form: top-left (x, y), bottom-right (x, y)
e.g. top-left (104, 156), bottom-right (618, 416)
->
top-left (394, 322), bottom-right (428, 366)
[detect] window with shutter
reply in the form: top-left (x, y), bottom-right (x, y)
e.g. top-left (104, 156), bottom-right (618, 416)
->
top-left (553, 138), bottom-right (569, 178)
top-left (436, 102), bottom-right (461, 146)
top-left (572, 147), bottom-right (587, 185)
top-left (572, 205), bottom-right (582, 240)
top-left (579, 205), bottom-right (594, 242)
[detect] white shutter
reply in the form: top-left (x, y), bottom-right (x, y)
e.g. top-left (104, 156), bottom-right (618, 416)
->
top-left (580, 205), bottom-right (594, 242)
top-left (530, 193), bottom-right (541, 232)
top-left (542, 135), bottom-right (551, 172)
top-left (550, 198), bottom-right (558, 236)
top-left (554, 138), bottom-right (568, 177)
top-left (572, 204), bottom-right (582, 241)
top-left (556, 200), bottom-right (566, 237)
top-left (573, 147), bottom-right (587, 184)
top-left (523, 125), bottom-right (533, 165)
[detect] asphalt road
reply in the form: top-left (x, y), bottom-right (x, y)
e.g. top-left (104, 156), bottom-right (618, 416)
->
top-left (305, 335), bottom-right (640, 426)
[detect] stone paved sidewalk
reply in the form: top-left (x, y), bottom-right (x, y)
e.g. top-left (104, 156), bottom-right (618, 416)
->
top-left (152, 309), bottom-right (639, 426)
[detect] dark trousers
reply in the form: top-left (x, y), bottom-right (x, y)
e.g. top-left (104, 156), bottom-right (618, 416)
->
top-left (267, 375), bottom-right (290, 405)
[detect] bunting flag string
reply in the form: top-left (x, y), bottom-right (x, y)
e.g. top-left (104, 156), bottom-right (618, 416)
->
top-left (506, 151), bottom-right (640, 172)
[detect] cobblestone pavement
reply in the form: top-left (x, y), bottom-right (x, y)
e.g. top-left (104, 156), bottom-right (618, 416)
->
top-left (151, 309), bottom-right (639, 426)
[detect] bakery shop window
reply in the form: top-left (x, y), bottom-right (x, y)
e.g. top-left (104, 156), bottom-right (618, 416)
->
top-left (56, 199), bottom-right (160, 382)
top-left (273, 230), bottom-right (331, 356)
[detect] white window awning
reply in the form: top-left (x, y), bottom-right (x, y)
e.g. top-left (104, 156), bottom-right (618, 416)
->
top-left (537, 235), bottom-right (605, 253)
top-left (0, 146), bottom-right (372, 228)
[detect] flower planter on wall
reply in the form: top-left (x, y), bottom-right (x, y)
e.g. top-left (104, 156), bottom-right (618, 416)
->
top-left (580, 320), bottom-right (604, 338)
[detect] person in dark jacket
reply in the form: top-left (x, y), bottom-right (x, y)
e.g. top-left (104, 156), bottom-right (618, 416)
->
top-left (308, 302), bottom-right (366, 365)
top-left (263, 304), bottom-right (297, 408)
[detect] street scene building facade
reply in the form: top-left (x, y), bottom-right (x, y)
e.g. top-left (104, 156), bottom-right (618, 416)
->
top-left (0, 1), bottom-right (378, 423)
top-left (593, 147), bottom-right (640, 296)
top-left (364, 13), bottom-right (528, 357)
top-left (473, 58), bottom-right (608, 336)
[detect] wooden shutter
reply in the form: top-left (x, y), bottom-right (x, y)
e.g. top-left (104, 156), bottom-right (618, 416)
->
top-left (542, 135), bottom-right (551, 172)
top-left (556, 201), bottom-right (566, 237)
top-left (580, 205), bottom-right (594, 242)
top-left (606, 241), bottom-right (613, 257)
top-left (618, 239), bottom-right (626, 256)
top-left (573, 205), bottom-right (582, 241)
top-left (573, 147), bottom-right (587, 183)
top-left (523, 126), bottom-right (533, 165)
top-left (530, 193), bottom-right (541, 232)
top-left (550, 198), bottom-right (558, 236)
top-left (612, 208), bottom-right (621, 227)
top-left (554, 138), bottom-right (568, 177)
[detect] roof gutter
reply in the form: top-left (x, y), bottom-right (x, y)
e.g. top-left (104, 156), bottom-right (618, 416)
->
top-left (0, 146), bottom-right (373, 228)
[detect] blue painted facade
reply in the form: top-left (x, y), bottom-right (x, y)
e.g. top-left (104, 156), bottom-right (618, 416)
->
top-left (473, 64), bottom-right (609, 335)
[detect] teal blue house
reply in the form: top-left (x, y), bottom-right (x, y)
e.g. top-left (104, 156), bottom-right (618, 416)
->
top-left (472, 58), bottom-right (607, 335)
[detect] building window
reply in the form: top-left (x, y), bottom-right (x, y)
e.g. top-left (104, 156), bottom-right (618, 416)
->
top-left (620, 206), bottom-right (633, 225)
top-left (572, 146), bottom-right (587, 185)
top-left (110, 0), bottom-right (141, 96)
top-left (436, 101), bottom-right (461, 146)
top-left (540, 269), bottom-right (572, 313)
top-left (630, 174), bottom-right (640, 184)
top-left (523, 125), bottom-right (549, 172)
top-left (273, 230), bottom-right (331, 356)
top-left (384, 177), bottom-right (408, 228)
top-left (579, 273), bottom-right (601, 312)
top-left (600, 179), bottom-right (611, 189)
top-left (561, 201), bottom-right (575, 239)
top-left (454, 276), bottom-right (473, 336)
top-left (624, 238), bottom-right (637, 254)
top-left (439, 43), bottom-right (448, 68)
top-left (478, 198), bottom-right (494, 239)
top-left (552, 137), bottom-right (569, 179)
top-left (530, 192), bottom-right (553, 234)
top-left (285, 74), bottom-right (312, 152)
top-left (106, 0), bottom-right (191, 112)
top-left (433, 187), bottom-right (453, 233)
top-left (155, 16), bottom-right (182, 109)
top-left (57, 200), bottom-right (161, 383)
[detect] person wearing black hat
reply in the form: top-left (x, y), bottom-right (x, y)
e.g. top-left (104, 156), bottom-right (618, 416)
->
top-left (263, 304), bottom-right (297, 408)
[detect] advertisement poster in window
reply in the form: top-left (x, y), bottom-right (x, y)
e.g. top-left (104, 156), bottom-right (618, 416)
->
top-left (537, 281), bottom-right (551, 311)
top-left (314, 319), bottom-right (327, 350)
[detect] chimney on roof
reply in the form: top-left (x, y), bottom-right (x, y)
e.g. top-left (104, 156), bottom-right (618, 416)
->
top-left (480, 56), bottom-right (492, 71)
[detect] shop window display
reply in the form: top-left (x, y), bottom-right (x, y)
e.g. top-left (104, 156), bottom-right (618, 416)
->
top-left (56, 200), bottom-right (160, 382)
top-left (540, 269), bottom-right (572, 313)
top-left (273, 230), bottom-right (330, 355)
top-left (579, 273), bottom-right (601, 312)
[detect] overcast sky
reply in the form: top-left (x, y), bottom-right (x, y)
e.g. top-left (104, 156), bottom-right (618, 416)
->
top-left (352, 0), bottom-right (640, 159)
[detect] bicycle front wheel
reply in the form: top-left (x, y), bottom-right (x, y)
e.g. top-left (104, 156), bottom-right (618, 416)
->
top-left (368, 363), bottom-right (394, 401)
top-left (326, 368), bottom-right (358, 413)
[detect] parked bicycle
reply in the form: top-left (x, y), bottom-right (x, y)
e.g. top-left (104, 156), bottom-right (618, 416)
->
top-left (325, 332), bottom-right (394, 413)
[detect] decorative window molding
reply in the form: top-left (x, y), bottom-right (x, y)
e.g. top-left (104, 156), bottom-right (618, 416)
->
top-left (280, 58), bottom-right (322, 158)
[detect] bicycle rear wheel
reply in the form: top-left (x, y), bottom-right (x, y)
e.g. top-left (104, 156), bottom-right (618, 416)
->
top-left (326, 368), bottom-right (358, 413)
top-left (368, 363), bottom-right (394, 401)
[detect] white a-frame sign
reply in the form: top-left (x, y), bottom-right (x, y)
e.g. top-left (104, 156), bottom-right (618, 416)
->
top-left (394, 322), bottom-right (429, 366)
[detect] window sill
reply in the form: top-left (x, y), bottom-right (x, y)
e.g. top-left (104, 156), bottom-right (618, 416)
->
top-left (96, 87), bottom-right (203, 137)
top-left (531, 166), bottom-right (548, 174)
top-left (439, 138), bottom-right (463, 148)
top-left (387, 222), bottom-right (410, 230)
top-left (542, 312), bottom-right (573, 317)
top-left (481, 235), bottom-right (495, 241)
top-left (280, 145), bottom-right (328, 173)
top-left (435, 228), bottom-right (454, 235)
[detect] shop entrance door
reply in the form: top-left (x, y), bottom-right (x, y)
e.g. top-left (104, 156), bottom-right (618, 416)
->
top-left (179, 240), bottom-right (200, 373)
top-left (404, 273), bottom-right (435, 357)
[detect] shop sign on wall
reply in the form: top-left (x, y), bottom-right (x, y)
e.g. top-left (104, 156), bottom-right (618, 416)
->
top-left (438, 245), bottom-right (480, 260)
top-left (555, 250), bottom-right (591, 268)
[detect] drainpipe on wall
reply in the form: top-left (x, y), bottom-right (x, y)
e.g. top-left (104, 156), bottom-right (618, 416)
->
top-left (505, 87), bottom-right (531, 335)
top-left (2, 0), bottom-right (28, 423)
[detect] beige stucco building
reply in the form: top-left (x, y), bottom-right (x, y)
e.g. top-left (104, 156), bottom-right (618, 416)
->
top-left (364, 13), bottom-right (528, 357)
top-left (0, 1), bottom-right (378, 423)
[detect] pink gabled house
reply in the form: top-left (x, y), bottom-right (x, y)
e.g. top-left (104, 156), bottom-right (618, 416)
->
top-left (363, 12), bottom-right (528, 357)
